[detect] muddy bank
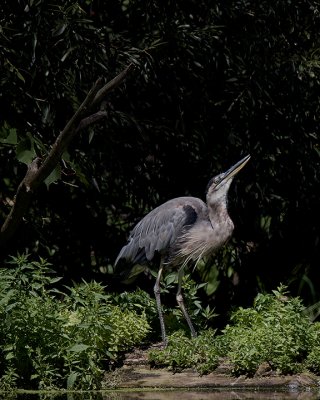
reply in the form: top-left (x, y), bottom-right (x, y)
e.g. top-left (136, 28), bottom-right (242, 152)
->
top-left (110, 365), bottom-right (319, 390)
top-left (104, 345), bottom-right (320, 392)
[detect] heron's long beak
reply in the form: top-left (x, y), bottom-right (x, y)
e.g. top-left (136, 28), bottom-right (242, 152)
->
top-left (219, 155), bottom-right (250, 185)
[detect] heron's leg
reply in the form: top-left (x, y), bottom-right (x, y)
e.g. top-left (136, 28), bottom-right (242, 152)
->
top-left (176, 267), bottom-right (197, 338)
top-left (154, 261), bottom-right (167, 346)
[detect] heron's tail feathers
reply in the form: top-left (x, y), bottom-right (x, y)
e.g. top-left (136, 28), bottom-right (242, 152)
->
top-left (124, 264), bottom-right (147, 284)
top-left (115, 238), bottom-right (149, 266)
top-left (114, 242), bottom-right (150, 284)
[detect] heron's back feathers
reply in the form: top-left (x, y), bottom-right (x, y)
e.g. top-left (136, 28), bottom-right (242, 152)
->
top-left (115, 197), bottom-right (207, 266)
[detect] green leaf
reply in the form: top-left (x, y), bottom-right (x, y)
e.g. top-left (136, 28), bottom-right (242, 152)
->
top-left (49, 277), bottom-right (63, 284)
top-left (5, 352), bottom-right (15, 360)
top-left (6, 59), bottom-right (26, 82)
top-left (88, 129), bottom-right (95, 144)
top-left (62, 151), bottom-right (70, 162)
top-left (5, 302), bottom-right (19, 312)
top-left (61, 47), bottom-right (75, 62)
top-left (67, 372), bottom-right (78, 389)
top-left (165, 273), bottom-right (177, 285)
top-left (69, 344), bottom-right (90, 353)
top-left (0, 128), bottom-right (17, 145)
top-left (16, 137), bottom-right (36, 164)
top-left (44, 165), bottom-right (61, 188)
top-left (52, 23), bottom-right (67, 37)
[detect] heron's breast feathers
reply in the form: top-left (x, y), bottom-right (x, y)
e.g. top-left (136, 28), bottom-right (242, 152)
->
top-left (172, 217), bottom-right (234, 268)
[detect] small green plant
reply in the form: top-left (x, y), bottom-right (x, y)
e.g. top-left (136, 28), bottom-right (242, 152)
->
top-left (222, 285), bottom-right (313, 376)
top-left (148, 329), bottom-right (220, 374)
top-left (0, 254), bottom-right (150, 390)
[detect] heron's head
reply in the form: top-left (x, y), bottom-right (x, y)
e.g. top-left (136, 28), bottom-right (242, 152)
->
top-left (206, 155), bottom-right (250, 206)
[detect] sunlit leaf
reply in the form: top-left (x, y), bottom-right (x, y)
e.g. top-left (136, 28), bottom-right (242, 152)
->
top-left (69, 344), bottom-right (90, 353)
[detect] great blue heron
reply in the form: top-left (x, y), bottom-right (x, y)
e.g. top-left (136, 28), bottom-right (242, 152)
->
top-left (115, 155), bottom-right (250, 345)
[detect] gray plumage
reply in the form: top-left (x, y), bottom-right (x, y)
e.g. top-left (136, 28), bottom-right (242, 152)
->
top-left (115, 197), bottom-right (205, 265)
top-left (115, 155), bottom-right (250, 345)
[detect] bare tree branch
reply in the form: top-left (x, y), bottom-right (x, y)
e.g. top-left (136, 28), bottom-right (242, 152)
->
top-left (0, 158), bottom-right (42, 243)
top-left (0, 65), bottom-right (133, 248)
top-left (31, 77), bottom-right (104, 189)
top-left (92, 64), bottom-right (133, 107)
top-left (76, 111), bottom-right (108, 133)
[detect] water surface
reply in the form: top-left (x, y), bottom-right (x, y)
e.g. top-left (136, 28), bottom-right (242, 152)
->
top-left (1, 390), bottom-right (320, 400)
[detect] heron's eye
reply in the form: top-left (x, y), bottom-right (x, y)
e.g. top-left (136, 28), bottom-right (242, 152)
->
top-left (206, 175), bottom-right (221, 194)
top-left (213, 176), bottom-right (221, 185)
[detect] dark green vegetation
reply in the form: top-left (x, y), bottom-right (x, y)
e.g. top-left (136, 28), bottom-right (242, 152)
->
top-left (0, 255), bottom-right (149, 390)
top-left (149, 285), bottom-right (320, 377)
top-left (1, 0), bottom-right (319, 309)
top-left (0, 254), bottom-right (220, 390)
top-left (1, 0), bottom-right (320, 391)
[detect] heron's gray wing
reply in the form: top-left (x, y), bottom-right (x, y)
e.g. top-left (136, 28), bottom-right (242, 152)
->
top-left (115, 198), bottom-right (202, 265)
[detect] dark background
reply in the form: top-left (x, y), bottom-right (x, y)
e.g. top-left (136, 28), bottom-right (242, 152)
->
top-left (1, 0), bottom-right (319, 324)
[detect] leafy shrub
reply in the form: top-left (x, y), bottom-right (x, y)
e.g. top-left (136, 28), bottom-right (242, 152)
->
top-left (111, 288), bottom-right (159, 332)
top-left (0, 254), bottom-right (150, 390)
top-left (149, 285), bottom-right (320, 377)
top-left (222, 285), bottom-right (313, 376)
top-left (108, 307), bottom-right (149, 354)
top-left (148, 329), bottom-right (220, 374)
top-left (305, 322), bottom-right (320, 374)
top-left (0, 255), bottom-right (65, 389)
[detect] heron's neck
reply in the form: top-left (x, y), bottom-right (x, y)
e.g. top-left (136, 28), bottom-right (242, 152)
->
top-left (207, 198), bottom-right (230, 226)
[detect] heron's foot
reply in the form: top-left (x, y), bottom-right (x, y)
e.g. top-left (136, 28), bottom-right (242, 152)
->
top-left (162, 337), bottom-right (168, 348)
top-left (191, 331), bottom-right (197, 339)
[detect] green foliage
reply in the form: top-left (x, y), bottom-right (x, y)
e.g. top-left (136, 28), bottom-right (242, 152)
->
top-left (3, 254), bottom-right (320, 389)
top-left (108, 307), bottom-right (149, 354)
top-left (0, 255), bottom-right (149, 390)
top-left (111, 288), bottom-right (160, 339)
top-left (112, 287), bottom-right (158, 321)
top-left (220, 285), bottom-right (313, 375)
top-left (149, 285), bottom-right (320, 377)
top-left (305, 323), bottom-right (320, 374)
top-left (148, 329), bottom-right (220, 375)
top-left (110, 272), bottom-right (217, 343)
top-left (0, 0), bottom-right (319, 345)
top-left (159, 272), bottom-right (217, 334)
